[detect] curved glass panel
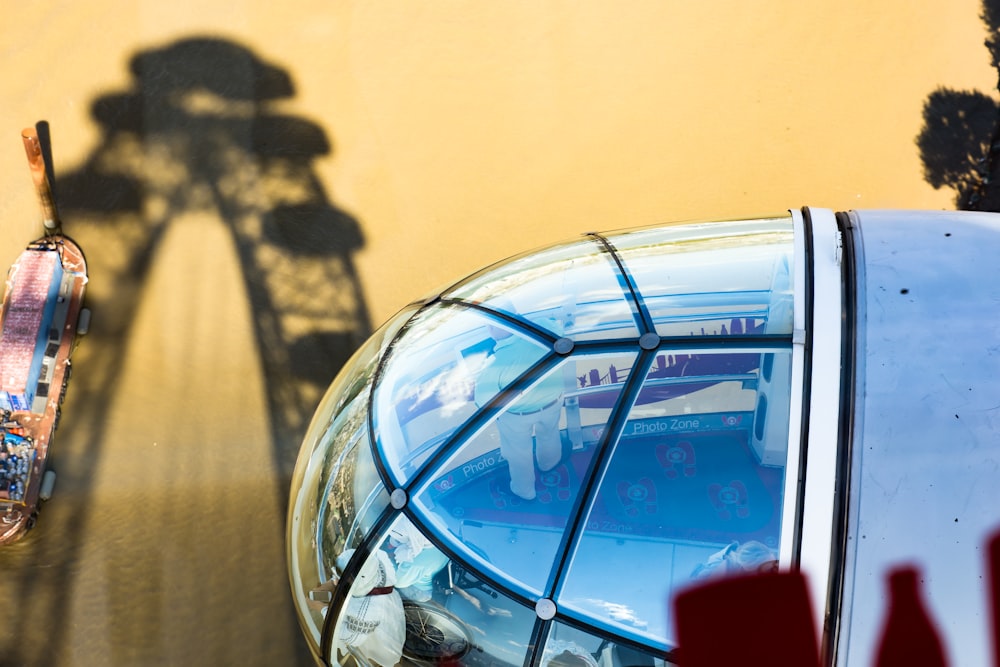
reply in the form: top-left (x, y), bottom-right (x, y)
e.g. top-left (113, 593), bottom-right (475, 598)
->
top-left (373, 304), bottom-right (550, 486)
top-left (445, 237), bottom-right (640, 341)
top-left (328, 534), bottom-right (407, 667)
top-left (288, 306), bottom-right (417, 651)
top-left (295, 441), bottom-right (391, 650)
top-left (329, 513), bottom-right (536, 667)
top-left (606, 217), bottom-right (794, 338)
top-left (315, 438), bottom-right (392, 664)
top-left (557, 348), bottom-right (790, 646)
top-left (291, 217), bottom-right (805, 665)
top-left (437, 560), bottom-right (537, 666)
top-left (411, 351), bottom-right (638, 596)
top-left (304, 430), bottom-right (391, 657)
top-left (541, 620), bottom-right (675, 666)
top-left (318, 429), bottom-right (390, 573)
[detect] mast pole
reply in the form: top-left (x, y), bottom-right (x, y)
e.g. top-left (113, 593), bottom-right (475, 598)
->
top-left (21, 127), bottom-right (61, 235)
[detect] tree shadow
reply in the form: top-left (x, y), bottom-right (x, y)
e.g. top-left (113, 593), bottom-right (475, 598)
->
top-left (0, 36), bottom-right (370, 665)
top-left (917, 88), bottom-right (997, 209)
top-left (917, 0), bottom-right (1000, 211)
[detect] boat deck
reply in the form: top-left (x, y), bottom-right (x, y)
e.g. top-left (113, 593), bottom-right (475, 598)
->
top-left (0, 236), bottom-right (87, 544)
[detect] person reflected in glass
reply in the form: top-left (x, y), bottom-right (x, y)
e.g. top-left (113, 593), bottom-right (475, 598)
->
top-left (474, 310), bottom-right (568, 501)
top-left (691, 540), bottom-right (778, 580)
top-left (388, 518), bottom-right (448, 602)
top-left (541, 640), bottom-right (602, 667)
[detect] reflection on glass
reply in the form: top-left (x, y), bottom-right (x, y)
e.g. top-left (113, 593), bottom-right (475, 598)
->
top-left (314, 399), bottom-right (369, 576)
top-left (435, 558), bottom-right (537, 666)
top-left (288, 307), bottom-right (416, 651)
top-left (413, 352), bottom-right (637, 596)
top-left (296, 398), bottom-right (391, 653)
top-left (445, 237), bottom-right (640, 341)
top-left (331, 514), bottom-right (536, 667)
top-left (321, 431), bottom-right (390, 569)
top-left (541, 620), bottom-right (673, 666)
top-left (607, 217), bottom-right (794, 338)
top-left (305, 432), bottom-right (391, 661)
top-left (472, 326), bottom-right (569, 500)
top-left (313, 437), bottom-right (391, 665)
top-left (289, 216), bottom-right (803, 664)
top-left (373, 305), bottom-right (550, 485)
top-left (558, 349), bottom-right (792, 646)
top-left (330, 545), bottom-right (406, 667)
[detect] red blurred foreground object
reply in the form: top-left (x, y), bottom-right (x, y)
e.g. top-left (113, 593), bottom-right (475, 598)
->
top-left (874, 567), bottom-right (947, 667)
top-left (670, 528), bottom-right (1000, 666)
top-left (673, 570), bottom-right (820, 667)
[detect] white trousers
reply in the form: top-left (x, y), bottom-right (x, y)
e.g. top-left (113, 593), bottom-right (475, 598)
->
top-left (497, 401), bottom-right (563, 499)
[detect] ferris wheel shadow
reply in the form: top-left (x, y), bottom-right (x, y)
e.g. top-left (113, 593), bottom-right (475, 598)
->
top-left (1, 36), bottom-right (370, 666)
top-left (58, 35), bottom-right (372, 489)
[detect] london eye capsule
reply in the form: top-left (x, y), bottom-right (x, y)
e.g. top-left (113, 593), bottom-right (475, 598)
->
top-left (287, 208), bottom-right (1000, 666)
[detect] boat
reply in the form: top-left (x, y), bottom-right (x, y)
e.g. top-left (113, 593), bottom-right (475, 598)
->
top-left (0, 126), bottom-right (89, 545)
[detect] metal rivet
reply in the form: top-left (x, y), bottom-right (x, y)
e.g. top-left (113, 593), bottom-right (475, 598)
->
top-left (535, 598), bottom-right (557, 620)
top-left (639, 332), bottom-right (660, 350)
top-left (553, 337), bottom-right (574, 355)
top-left (390, 488), bottom-right (407, 509)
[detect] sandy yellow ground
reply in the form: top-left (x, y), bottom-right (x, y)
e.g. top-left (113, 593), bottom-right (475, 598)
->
top-left (0, 2), bottom-right (994, 665)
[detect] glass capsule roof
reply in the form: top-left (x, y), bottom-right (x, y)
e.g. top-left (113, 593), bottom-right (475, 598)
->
top-left (288, 214), bottom-right (798, 666)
